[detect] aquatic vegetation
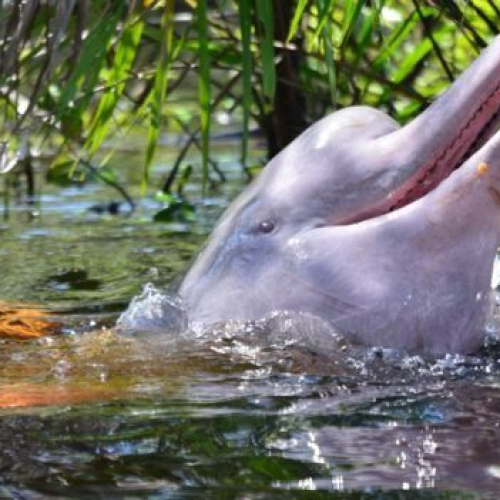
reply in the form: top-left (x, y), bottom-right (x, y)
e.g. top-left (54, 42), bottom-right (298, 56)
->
top-left (0, 1), bottom-right (497, 218)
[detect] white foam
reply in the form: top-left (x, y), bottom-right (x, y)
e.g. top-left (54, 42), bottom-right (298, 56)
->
top-left (117, 283), bottom-right (187, 332)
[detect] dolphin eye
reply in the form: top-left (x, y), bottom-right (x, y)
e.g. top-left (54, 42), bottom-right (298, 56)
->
top-left (258, 219), bottom-right (275, 234)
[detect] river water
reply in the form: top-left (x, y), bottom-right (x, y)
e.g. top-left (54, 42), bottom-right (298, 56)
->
top-left (0, 137), bottom-right (499, 499)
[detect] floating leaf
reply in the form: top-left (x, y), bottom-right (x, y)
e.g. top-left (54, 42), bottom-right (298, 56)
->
top-left (153, 196), bottom-right (195, 223)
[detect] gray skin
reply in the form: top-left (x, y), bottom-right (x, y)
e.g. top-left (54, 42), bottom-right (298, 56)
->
top-left (180, 36), bottom-right (500, 355)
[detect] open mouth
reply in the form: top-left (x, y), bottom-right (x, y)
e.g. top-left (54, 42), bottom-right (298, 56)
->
top-left (340, 82), bottom-right (500, 225)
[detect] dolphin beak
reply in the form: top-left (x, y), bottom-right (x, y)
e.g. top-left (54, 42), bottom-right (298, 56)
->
top-left (339, 36), bottom-right (500, 225)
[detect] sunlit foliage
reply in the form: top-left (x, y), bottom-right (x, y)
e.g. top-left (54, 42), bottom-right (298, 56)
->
top-left (0, 0), bottom-right (497, 204)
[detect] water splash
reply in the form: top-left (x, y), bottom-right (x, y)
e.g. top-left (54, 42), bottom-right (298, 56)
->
top-left (117, 283), bottom-right (500, 381)
top-left (116, 283), bottom-right (187, 333)
top-left (188, 310), bottom-right (346, 360)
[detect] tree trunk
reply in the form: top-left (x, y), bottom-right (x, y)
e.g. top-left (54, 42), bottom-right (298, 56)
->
top-left (265, 0), bottom-right (307, 159)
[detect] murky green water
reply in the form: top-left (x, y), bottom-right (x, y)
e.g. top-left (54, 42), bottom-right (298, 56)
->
top-left (0, 138), bottom-right (500, 499)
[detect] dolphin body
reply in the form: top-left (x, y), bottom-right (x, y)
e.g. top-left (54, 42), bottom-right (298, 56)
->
top-left (180, 37), bottom-right (500, 355)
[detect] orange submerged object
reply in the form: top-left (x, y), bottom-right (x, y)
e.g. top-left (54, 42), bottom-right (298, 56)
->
top-left (0, 301), bottom-right (60, 339)
top-left (0, 383), bottom-right (114, 408)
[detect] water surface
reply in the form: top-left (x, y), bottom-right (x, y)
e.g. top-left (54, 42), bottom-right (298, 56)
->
top-left (0, 139), bottom-right (500, 499)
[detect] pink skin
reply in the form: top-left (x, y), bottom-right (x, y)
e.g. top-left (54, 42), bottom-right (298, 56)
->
top-left (180, 36), bottom-right (500, 354)
top-left (285, 135), bottom-right (500, 353)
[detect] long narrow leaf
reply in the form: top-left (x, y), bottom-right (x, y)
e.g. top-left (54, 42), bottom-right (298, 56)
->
top-left (320, 0), bottom-right (337, 107)
top-left (143, 1), bottom-right (174, 187)
top-left (256, 0), bottom-right (276, 100)
top-left (340, 0), bottom-right (366, 49)
top-left (372, 11), bottom-right (421, 70)
top-left (197, 0), bottom-right (211, 193)
top-left (56, 10), bottom-right (122, 118)
top-left (350, 1), bottom-right (378, 70)
top-left (287, 0), bottom-right (309, 42)
top-left (392, 39), bottom-right (433, 83)
top-left (313, 0), bottom-right (335, 45)
top-left (85, 18), bottom-right (144, 156)
top-left (238, 0), bottom-right (252, 169)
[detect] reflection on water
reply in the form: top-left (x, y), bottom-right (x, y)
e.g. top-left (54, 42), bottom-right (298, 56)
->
top-left (0, 141), bottom-right (500, 498)
top-left (1, 323), bottom-right (500, 498)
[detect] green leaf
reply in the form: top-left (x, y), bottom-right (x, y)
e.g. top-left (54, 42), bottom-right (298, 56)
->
top-left (143, 1), bottom-right (174, 188)
top-left (197, 0), bottom-right (211, 194)
top-left (340, 0), bottom-right (366, 49)
top-left (60, 109), bottom-right (84, 140)
top-left (351, 2), bottom-right (378, 70)
top-left (183, 40), bottom-right (241, 64)
top-left (153, 198), bottom-right (195, 223)
top-left (238, 0), bottom-right (252, 170)
top-left (318, 0), bottom-right (337, 107)
top-left (256, 0), bottom-right (276, 100)
top-left (312, 0), bottom-right (335, 45)
top-left (85, 18), bottom-right (144, 156)
top-left (287, 0), bottom-right (309, 42)
top-left (372, 11), bottom-right (422, 71)
top-left (392, 39), bottom-right (433, 83)
top-left (93, 165), bottom-right (118, 184)
top-left (56, 8), bottom-right (123, 120)
top-left (177, 164), bottom-right (193, 197)
top-left (47, 158), bottom-right (79, 186)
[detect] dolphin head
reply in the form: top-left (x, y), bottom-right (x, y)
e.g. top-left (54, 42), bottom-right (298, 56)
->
top-left (180, 37), bottom-right (500, 354)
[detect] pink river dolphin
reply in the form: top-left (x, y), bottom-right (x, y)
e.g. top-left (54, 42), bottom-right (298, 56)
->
top-left (180, 36), bottom-right (500, 355)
